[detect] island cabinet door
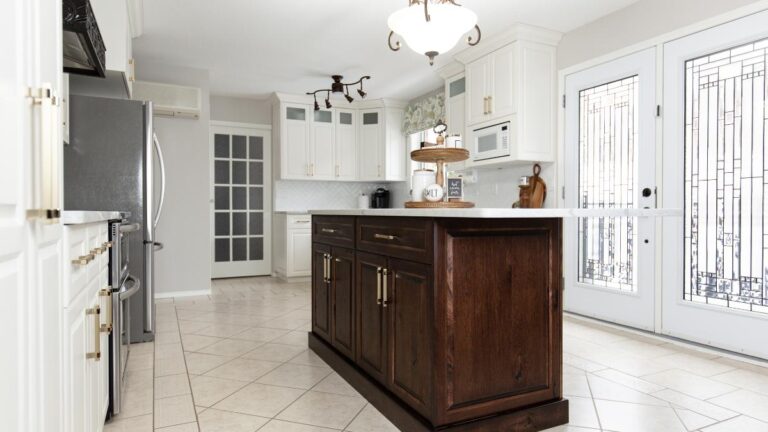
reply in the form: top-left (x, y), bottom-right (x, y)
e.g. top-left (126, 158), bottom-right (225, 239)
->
top-left (330, 247), bottom-right (355, 359)
top-left (312, 243), bottom-right (332, 342)
top-left (355, 251), bottom-right (388, 384)
top-left (386, 258), bottom-right (433, 418)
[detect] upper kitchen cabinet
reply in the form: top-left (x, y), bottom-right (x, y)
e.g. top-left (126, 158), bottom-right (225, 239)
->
top-left (453, 25), bottom-right (561, 167)
top-left (272, 93), bottom-right (406, 182)
top-left (89, 0), bottom-right (142, 97)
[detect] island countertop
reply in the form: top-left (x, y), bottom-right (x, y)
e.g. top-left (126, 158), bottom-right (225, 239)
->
top-left (309, 207), bottom-right (682, 218)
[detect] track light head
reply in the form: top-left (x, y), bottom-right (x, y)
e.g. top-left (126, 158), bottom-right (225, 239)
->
top-left (357, 88), bottom-right (367, 98)
top-left (345, 94), bottom-right (354, 103)
top-left (325, 98), bottom-right (332, 109)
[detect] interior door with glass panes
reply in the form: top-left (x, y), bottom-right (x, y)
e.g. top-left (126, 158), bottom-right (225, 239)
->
top-left (662, 11), bottom-right (768, 359)
top-left (211, 125), bottom-right (272, 278)
top-left (563, 48), bottom-right (658, 331)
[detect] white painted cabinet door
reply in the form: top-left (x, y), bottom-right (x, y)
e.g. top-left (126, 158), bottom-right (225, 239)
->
top-left (289, 230), bottom-right (312, 276)
top-left (335, 109), bottom-right (357, 180)
top-left (490, 45), bottom-right (516, 118)
top-left (466, 57), bottom-right (490, 126)
top-left (283, 105), bottom-right (311, 179)
top-left (65, 290), bottom-right (89, 432)
top-left (310, 109), bottom-right (335, 179)
top-left (358, 110), bottom-right (383, 181)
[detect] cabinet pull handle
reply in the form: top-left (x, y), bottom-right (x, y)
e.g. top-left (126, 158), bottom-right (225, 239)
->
top-left (374, 234), bottom-right (396, 241)
top-left (335, 165), bottom-right (340, 177)
top-left (321, 228), bottom-right (336, 234)
top-left (91, 246), bottom-right (105, 255)
top-left (295, 220), bottom-right (310, 224)
top-left (376, 267), bottom-right (383, 305)
top-left (377, 165), bottom-right (382, 178)
top-left (488, 95), bottom-right (492, 114)
top-left (103, 241), bottom-right (112, 249)
top-left (310, 163), bottom-right (314, 176)
top-left (86, 305), bottom-right (101, 360)
top-left (100, 289), bottom-right (113, 333)
top-left (322, 254), bottom-right (328, 283)
top-left (72, 253), bottom-right (95, 266)
top-left (327, 255), bottom-right (333, 283)
top-left (382, 269), bottom-right (389, 308)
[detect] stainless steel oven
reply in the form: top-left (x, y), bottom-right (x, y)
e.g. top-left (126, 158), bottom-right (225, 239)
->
top-left (108, 217), bottom-right (141, 417)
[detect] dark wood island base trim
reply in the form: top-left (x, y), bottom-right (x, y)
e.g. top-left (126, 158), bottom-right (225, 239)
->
top-left (309, 332), bottom-right (569, 432)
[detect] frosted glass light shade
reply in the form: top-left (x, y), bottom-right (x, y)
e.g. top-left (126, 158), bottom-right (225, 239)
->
top-left (388, 3), bottom-right (477, 57)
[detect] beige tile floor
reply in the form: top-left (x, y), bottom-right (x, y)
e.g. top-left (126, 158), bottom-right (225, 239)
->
top-left (104, 277), bottom-right (768, 432)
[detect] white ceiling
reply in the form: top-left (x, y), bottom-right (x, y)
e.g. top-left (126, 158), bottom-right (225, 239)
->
top-left (133, 0), bottom-right (639, 101)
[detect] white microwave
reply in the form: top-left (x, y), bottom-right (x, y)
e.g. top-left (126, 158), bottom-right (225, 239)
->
top-left (472, 122), bottom-right (511, 161)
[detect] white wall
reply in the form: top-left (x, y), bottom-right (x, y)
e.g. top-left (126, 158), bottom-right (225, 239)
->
top-left (136, 60), bottom-right (212, 296)
top-left (558, 0), bottom-right (762, 69)
top-left (210, 95), bottom-right (271, 124)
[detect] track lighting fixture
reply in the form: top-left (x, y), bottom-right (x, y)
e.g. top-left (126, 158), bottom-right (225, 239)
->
top-left (307, 75), bottom-right (371, 110)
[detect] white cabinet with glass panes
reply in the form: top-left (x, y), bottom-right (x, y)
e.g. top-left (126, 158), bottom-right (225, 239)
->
top-left (271, 93), bottom-right (406, 182)
top-left (335, 109), bottom-right (357, 180)
top-left (444, 73), bottom-right (467, 171)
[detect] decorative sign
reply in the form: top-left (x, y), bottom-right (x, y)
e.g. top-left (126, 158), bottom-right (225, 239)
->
top-left (446, 177), bottom-right (463, 200)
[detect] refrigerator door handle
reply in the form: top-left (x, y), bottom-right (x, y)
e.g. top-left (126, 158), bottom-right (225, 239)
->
top-left (153, 133), bottom-right (166, 230)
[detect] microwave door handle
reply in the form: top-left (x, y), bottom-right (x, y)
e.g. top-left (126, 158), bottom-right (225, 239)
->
top-left (153, 133), bottom-right (166, 230)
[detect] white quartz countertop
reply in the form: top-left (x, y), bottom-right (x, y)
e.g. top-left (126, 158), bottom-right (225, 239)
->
top-left (309, 208), bottom-right (683, 218)
top-left (61, 211), bottom-right (124, 225)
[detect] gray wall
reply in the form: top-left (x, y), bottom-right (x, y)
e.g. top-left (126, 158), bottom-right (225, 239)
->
top-left (210, 95), bottom-right (271, 124)
top-left (135, 60), bottom-right (212, 296)
top-left (558, 0), bottom-right (762, 69)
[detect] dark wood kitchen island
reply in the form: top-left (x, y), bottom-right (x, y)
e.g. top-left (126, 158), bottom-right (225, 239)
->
top-left (307, 209), bottom-right (572, 432)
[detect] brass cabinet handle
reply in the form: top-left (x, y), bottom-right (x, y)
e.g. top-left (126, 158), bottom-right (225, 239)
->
top-left (376, 267), bottom-right (383, 305)
top-left (72, 253), bottom-right (95, 266)
top-left (488, 95), bottom-right (493, 114)
top-left (322, 254), bottom-right (327, 282)
top-left (321, 228), bottom-right (336, 234)
top-left (99, 289), bottom-right (112, 333)
top-left (382, 269), bottom-right (389, 308)
top-left (86, 305), bottom-right (101, 360)
top-left (374, 234), bottom-right (396, 241)
top-left (335, 165), bottom-right (340, 177)
top-left (483, 96), bottom-right (488, 115)
top-left (103, 241), bottom-right (112, 249)
top-left (91, 246), bottom-right (105, 255)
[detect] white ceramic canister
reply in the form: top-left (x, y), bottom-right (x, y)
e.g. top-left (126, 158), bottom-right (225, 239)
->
top-left (411, 170), bottom-right (436, 202)
top-left (358, 193), bottom-right (370, 209)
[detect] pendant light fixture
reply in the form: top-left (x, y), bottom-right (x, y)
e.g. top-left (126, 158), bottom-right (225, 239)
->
top-left (307, 75), bottom-right (371, 111)
top-left (388, 0), bottom-right (481, 66)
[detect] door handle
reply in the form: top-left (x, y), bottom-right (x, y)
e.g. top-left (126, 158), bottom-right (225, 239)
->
top-left (99, 288), bottom-right (113, 333)
top-left (153, 133), bottom-right (166, 229)
top-left (376, 267), bottom-right (382, 305)
top-left (86, 305), bottom-right (101, 360)
top-left (382, 268), bottom-right (389, 308)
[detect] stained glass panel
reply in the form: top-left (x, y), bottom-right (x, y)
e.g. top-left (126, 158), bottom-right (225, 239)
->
top-left (578, 76), bottom-right (639, 292)
top-left (684, 39), bottom-right (768, 314)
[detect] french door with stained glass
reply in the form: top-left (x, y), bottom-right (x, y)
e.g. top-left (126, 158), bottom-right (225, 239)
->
top-left (211, 125), bottom-right (272, 278)
top-left (563, 48), bottom-right (658, 331)
top-left (662, 11), bottom-right (768, 359)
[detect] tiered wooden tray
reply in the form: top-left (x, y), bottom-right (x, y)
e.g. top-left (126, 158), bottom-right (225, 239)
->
top-left (405, 147), bottom-right (475, 209)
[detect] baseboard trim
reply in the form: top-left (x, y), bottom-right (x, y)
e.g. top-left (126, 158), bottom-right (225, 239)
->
top-left (154, 289), bottom-right (211, 299)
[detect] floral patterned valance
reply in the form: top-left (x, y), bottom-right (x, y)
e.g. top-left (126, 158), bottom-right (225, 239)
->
top-left (402, 92), bottom-right (445, 136)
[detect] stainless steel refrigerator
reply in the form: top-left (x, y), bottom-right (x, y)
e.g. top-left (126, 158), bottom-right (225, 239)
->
top-left (64, 94), bottom-right (165, 343)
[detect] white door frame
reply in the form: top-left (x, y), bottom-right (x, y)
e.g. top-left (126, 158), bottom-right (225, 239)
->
top-left (210, 121), bottom-right (272, 279)
top-left (661, 10), bottom-right (768, 359)
top-left (563, 47), bottom-right (658, 331)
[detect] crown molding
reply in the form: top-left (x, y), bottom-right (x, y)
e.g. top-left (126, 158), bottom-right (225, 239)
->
top-left (452, 23), bottom-right (562, 65)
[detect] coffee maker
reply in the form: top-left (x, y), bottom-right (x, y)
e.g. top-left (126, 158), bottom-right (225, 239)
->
top-left (371, 188), bottom-right (390, 208)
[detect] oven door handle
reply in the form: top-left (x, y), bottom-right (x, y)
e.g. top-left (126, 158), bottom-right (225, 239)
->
top-left (118, 275), bottom-right (141, 300)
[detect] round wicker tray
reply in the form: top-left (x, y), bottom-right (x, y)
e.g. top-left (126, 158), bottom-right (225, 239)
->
top-left (410, 148), bottom-right (470, 164)
top-left (405, 201), bottom-right (475, 208)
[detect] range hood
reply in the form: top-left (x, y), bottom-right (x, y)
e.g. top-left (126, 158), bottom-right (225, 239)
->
top-left (63, 0), bottom-right (106, 78)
